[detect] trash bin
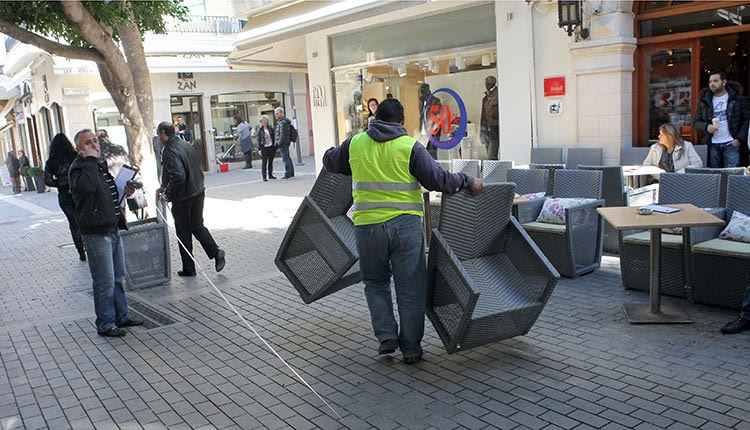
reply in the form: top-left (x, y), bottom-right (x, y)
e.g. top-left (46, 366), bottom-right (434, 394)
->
top-left (120, 198), bottom-right (171, 289)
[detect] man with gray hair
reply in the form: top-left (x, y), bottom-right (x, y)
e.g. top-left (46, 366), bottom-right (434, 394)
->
top-left (69, 129), bottom-right (144, 337)
top-left (274, 107), bottom-right (294, 179)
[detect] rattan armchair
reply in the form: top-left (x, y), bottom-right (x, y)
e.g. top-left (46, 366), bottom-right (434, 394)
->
top-left (507, 168), bottom-right (548, 223)
top-left (426, 183), bottom-right (559, 353)
top-left (451, 159), bottom-right (481, 176)
top-left (691, 175), bottom-right (750, 309)
top-left (566, 148), bottom-right (602, 169)
top-left (578, 165), bottom-right (626, 253)
top-left (684, 166), bottom-right (745, 207)
top-left (619, 172), bottom-right (721, 298)
top-left (275, 169), bottom-right (360, 304)
top-left (529, 163), bottom-right (566, 196)
top-left (520, 169), bottom-right (605, 278)
top-left (530, 147), bottom-right (563, 164)
top-left (481, 160), bottom-right (513, 183)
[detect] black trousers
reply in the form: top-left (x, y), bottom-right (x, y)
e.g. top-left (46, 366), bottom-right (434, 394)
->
top-left (261, 147), bottom-right (277, 179)
top-left (244, 151), bottom-right (253, 168)
top-left (170, 192), bottom-right (219, 273)
top-left (58, 189), bottom-right (84, 255)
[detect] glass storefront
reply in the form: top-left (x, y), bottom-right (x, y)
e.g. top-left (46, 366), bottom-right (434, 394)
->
top-left (330, 3), bottom-right (498, 161)
top-left (210, 91), bottom-right (284, 162)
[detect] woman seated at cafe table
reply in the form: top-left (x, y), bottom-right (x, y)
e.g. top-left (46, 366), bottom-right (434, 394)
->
top-left (643, 122), bottom-right (703, 173)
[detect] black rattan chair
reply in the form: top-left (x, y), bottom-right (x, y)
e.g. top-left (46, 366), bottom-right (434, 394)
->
top-left (507, 168), bottom-right (548, 223)
top-left (620, 147), bottom-right (650, 165)
top-left (451, 159), bottom-right (481, 177)
top-left (578, 165), bottom-right (626, 253)
top-left (684, 166), bottom-right (745, 207)
top-left (530, 163), bottom-right (566, 196)
top-left (426, 183), bottom-right (559, 353)
top-left (275, 169), bottom-right (360, 304)
top-left (520, 169), bottom-right (605, 278)
top-left (481, 160), bottom-right (513, 183)
top-left (566, 148), bottom-right (602, 169)
top-left (531, 147), bottom-right (563, 164)
top-left (619, 172), bottom-right (721, 298)
top-left (691, 176), bottom-right (750, 309)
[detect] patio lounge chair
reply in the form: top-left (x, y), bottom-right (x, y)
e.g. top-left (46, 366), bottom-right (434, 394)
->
top-left (426, 183), bottom-right (559, 353)
top-left (691, 175), bottom-right (750, 309)
top-left (275, 169), bottom-right (360, 304)
top-left (619, 172), bottom-right (721, 298)
top-left (520, 169), bottom-right (605, 278)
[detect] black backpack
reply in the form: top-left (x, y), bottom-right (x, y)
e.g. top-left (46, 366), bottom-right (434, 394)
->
top-left (289, 123), bottom-right (298, 143)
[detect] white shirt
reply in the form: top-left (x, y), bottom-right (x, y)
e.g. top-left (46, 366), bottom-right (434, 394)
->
top-left (712, 93), bottom-right (732, 143)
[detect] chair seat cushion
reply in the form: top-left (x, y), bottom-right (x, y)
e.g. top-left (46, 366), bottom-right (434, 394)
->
top-left (536, 197), bottom-right (597, 224)
top-left (520, 192), bottom-right (546, 201)
top-left (522, 221), bottom-right (567, 235)
top-left (622, 231), bottom-right (684, 249)
top-left (719, 211), bottom-right (750, 243)
top-left (692, 238), bottom-right (750, 259)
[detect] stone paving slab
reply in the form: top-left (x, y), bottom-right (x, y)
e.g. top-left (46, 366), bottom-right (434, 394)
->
top-left (1, 157), bottom-right (749, 429)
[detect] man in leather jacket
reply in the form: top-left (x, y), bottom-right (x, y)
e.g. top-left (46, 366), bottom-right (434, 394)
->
top-left (156, 121), bottom-right (226, 277)
top-left (69, 129), bottom-right (144, 337)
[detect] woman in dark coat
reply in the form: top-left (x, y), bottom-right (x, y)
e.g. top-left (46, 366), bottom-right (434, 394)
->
top-left (5, 151), bottom-right (21, 194)
top-left (44, 133), bottom-right (86, 261)
top-left (257, 114), bottom-right (277, 181)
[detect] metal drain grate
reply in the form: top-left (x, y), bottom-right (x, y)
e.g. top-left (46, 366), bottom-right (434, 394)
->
top-left (84, 291), bottom-right (181, 329)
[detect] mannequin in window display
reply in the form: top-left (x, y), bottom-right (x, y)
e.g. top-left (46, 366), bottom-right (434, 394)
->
top-left (345, 90), bottom-right (366, 138)
top-left (419, 83), bottom-right (441, 159)
top-left (480, 75), bottom-right (499, 160)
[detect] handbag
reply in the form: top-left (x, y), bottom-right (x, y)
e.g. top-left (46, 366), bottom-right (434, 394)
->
top-left (127, 188), bottom-right (148, 219)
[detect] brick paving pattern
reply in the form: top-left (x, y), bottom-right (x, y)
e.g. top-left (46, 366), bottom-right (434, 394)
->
top-left (1, 158), bottom-right (748, 429)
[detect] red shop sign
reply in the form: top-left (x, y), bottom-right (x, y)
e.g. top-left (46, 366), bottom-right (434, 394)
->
top-left (544, 76), bottom-right (566, 97)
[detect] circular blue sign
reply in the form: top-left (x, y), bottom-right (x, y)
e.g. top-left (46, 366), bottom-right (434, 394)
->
top-left (422, 88), bottom-right (467, 150)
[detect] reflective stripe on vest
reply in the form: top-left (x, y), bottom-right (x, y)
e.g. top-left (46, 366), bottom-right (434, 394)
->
top-left (349, 132), bottom-right (423, 225)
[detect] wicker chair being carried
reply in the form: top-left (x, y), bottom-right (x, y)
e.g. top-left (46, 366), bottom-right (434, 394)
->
top-left (275, 169), bottom-right (360, 304)
top-left (619, 172), bottom-right (721, 298)
top-left (520, 169), bottom-right (605, 278)
top-left (691, 175), bottom-right (750, 309)
top-left (426, 183), bottom-right (559, 353)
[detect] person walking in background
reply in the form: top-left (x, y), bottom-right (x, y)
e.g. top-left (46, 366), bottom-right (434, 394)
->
top-left (176, 116), bottom-right (192, 143)
top-left (69, 129), bottom-right (144, 337)
top-left (156, 121), bottom-right (226, 277)
top-left (45, 133), bottom-right (86, 261)
top-left (5, 151), bottom-right (21, 194)
top-left (274, 107), bottom-right (295, 179)
top-left (643, 122), bottom-right (703, 173)
top-left (17, 150), bottom-right (30, 191)
top-left (323, 98), bottom-right (484, 364)
top-left (233, 115), bottom-right (253, 169)
top-left (692, 69), bottom-right (750, 167)
top-left (257, 115), bottom-right (276, 181)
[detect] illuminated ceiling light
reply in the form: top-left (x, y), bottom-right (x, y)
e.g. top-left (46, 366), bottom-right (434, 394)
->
top-left (429, 59), bottom-right (439, 74)
top-left (455, 54), bottom-right (465, 70)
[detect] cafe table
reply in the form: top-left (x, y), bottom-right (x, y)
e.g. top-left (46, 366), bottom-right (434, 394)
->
top-left (621, 165), bottom-right (664, 188)
top-left (597, 204), bottom-right (725, 324)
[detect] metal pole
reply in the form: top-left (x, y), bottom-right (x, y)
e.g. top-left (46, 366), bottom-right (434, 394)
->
top-left (288, 73), bottom-right (304, 165)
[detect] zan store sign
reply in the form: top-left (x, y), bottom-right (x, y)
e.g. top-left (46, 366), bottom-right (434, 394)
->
top-left (177, 72), bottom-right (197, 91)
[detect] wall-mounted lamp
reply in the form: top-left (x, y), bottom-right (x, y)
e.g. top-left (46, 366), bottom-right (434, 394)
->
top-left (558, 0), bottom-right (589, 39)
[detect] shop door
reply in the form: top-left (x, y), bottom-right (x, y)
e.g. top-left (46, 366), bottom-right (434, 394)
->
top-left (636, 40), bottom-right (699, 147)
top-left (170, 95), bottom-right (207, 171)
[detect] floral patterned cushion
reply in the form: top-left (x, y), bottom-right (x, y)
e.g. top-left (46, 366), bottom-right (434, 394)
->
top-left (536, 197), bottom-right (597, 225)
top-left (521, 192), bottom-right (546, 201)
top-left (662, 207), bottom-right (714, 235)
top-left (719, 211), bottom-right (750, 243)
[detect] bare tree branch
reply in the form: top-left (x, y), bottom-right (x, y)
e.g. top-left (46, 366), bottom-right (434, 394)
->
top-left (0, 15), bottom-right (104, 63)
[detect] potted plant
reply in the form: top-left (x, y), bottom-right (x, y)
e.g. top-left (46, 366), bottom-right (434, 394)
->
top-left (27, 167), bottom-right (45, 193)
top-left (19, 166), bottom-right (36, 192)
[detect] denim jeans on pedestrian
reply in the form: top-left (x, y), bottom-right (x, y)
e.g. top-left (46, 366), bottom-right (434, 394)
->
top-left (354, 214), bottom-right (426, 355)
top-left (279, 144), bottom-right (295, 178)
top-left (741, 283), bottom-right (750, 321)
top-left (708, 143), bottom-right (740, 167)
top-left (83, 233), bottom-right (132, 333)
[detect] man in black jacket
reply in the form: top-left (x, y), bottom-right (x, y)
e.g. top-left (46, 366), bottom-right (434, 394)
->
top-left (156, 121), bottom-right (225, 277)
top-left (69, 129), bottom-right (144, 337)
top-left (692, 69), bottom-right (750, 167)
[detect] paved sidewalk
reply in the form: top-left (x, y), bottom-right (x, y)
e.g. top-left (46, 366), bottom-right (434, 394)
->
top-left (1, 157), bottom-right (749, 430)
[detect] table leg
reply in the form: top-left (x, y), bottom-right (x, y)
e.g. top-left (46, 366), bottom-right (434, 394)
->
top-left (622, 227), bottom-right (691, 324)
top-left (682, 227), bottom-right (692, 301)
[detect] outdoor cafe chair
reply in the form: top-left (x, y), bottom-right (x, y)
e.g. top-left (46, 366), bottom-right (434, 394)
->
top-left (566, 148), bottom-right (602, 169)
top-left (507, 168), bottom-right (548, 223)
top-left (481, 160), bottom-right (513, 183)
top-left (451, 159), bottom-right (481, 177)
top-left (530, 147), bottom-right (563, 164)
top-left (619, 172), bottom-right (721, 298)
top-left (520, 169), bottom-right (605, 278)
top-left (530, 163), bottom-right (565, 196)
top-left (684, 166), bottom-right (745, 207)
top-left (578, 165), bottom-right (626, 253)
top-left (691, 175), bottom-right (750, 309)
top-left (426, 183), bottom-right (559, 353)
top-left (692, 145), bottom-right (709, 167)
top-left (275, 169), bottom-right (360, 304)
top-left (620, 147), bottom-right (650, 166)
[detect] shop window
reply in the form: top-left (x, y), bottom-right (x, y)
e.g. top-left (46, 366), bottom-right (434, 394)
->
top-left (640, 5), bottom-right (750, 38)
top-left (51, 102), bottom-right (64, 134)
top-left (209, 91), bottom-right (284, 162)
top-left (333, 47), bottom-right (498, 160)
top-left (645, 47), bottom-right (692, 142)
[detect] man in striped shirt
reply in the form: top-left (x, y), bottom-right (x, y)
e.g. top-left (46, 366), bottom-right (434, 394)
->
top-left (69, 129), bottom-right (144, 337)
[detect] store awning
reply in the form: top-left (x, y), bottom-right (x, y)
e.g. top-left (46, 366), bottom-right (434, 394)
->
top-left (228, 0), bottom-right (425, 72)
top-left (0, 97), bottom-right (18, 129)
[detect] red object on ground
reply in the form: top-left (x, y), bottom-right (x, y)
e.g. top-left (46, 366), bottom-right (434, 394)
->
top-left (219, 162), bottom-right (229, 173)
